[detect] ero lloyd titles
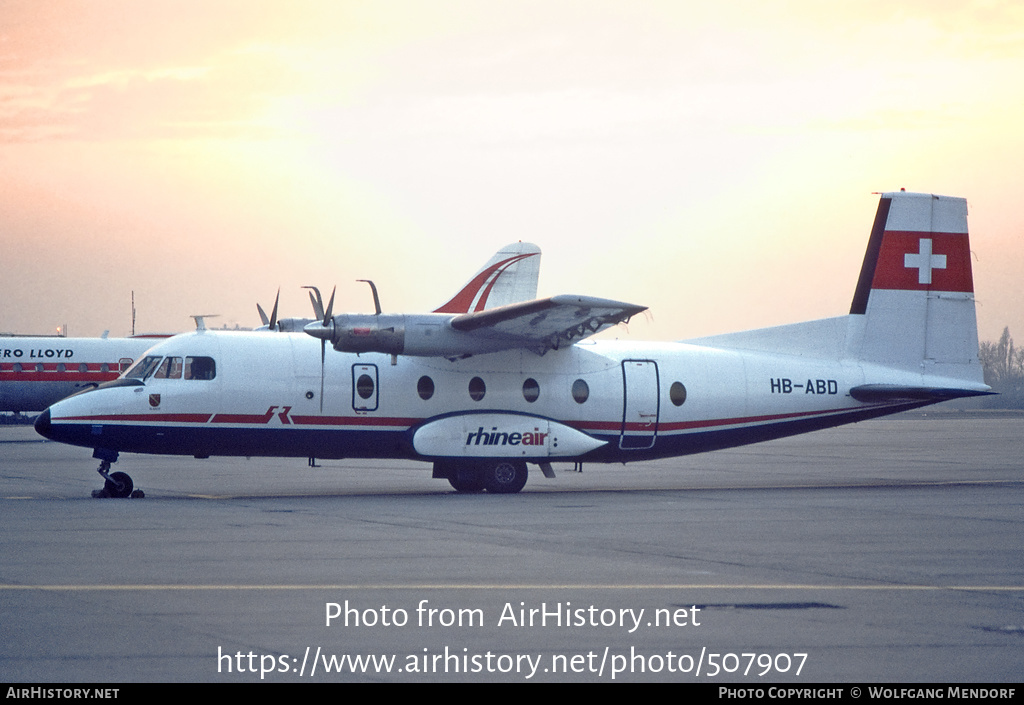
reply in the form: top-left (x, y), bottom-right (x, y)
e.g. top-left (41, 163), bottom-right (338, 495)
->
top-left (1, 347), bottom-right (75, 359)
top-left (466, 426), bottom-right (549, 447)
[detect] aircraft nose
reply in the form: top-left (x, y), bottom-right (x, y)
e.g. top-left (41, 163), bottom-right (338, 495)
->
top-left (34, 408), bottom-right (52, 439)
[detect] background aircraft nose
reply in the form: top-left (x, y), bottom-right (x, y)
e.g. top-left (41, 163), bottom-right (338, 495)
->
top-left (34, 409), bottom-right (51, 439)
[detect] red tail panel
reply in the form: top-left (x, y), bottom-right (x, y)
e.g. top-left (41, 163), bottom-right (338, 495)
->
top-left (870, 231), bottom-right (974, 293)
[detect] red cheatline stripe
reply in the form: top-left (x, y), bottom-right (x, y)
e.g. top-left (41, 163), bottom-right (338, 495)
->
top-left (211, 408), bottom-right (278, 424)
top-left (55, 413), bottom-right (420, 427)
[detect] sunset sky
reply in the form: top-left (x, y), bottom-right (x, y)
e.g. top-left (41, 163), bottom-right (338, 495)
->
top-left (1, 1), bottom-right (1021, 345)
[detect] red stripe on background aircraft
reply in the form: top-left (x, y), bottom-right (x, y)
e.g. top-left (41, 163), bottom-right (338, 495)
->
top-left (35, 194), bottom-right (991, 497)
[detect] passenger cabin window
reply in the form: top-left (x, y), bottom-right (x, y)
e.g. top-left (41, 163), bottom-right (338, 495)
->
top-left (571, 379), bottom-right (590, 404)
top-left (522, 378), bottom-right (540, 403)
top-left (670, 382), bottom-right (687, 406)
top-left (417, 376), bottom-right (435, 400)
top-left (468, 376), bottom-right (486, 402)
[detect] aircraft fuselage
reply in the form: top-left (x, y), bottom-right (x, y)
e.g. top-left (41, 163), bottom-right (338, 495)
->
top-left (35, 327), bottom-right (936, 465)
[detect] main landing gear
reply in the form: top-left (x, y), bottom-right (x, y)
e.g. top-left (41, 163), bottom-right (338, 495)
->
top-left (437, 459), bottom-right (530, 494)
top-left (92, 459), bottom-right (145, 499)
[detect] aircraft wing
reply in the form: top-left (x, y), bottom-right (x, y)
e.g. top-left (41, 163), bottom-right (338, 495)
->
top-left (448, 295), bottom-right (647, 354)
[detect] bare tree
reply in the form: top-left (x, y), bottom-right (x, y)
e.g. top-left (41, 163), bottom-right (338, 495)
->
top-left (978, 327), bottom-right (1024, 406)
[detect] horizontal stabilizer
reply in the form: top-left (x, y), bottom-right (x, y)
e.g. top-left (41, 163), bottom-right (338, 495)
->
top-left (849, 384), bottom-right (995, 403)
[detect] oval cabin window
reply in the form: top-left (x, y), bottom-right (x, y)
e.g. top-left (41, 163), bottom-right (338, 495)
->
top-left (417, 375), bottom-right (435, 400)
top-left (571, 379), bottom-right (589, 404)
top-left (522, 378), bottom-right (540, 403)
top-left (468, 377), bottom-right (486, 402)
top-left (670, 382), bottom-right (687, 406)
top-left (356, 374), bottom-right (375, 400)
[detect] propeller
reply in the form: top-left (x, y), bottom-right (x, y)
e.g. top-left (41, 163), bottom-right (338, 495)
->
top-left (303, 286), bottom-right (324, 321)
top-left (256, 289), bottom-right (281, 330)
top-left (302, 286), bottom-right (336, 413)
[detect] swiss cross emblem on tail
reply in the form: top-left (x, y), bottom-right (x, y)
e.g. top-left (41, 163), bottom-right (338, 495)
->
top-left (903, 238), bottom-right (946, 285)
top-left (870, 231), bottom-right (972, 292)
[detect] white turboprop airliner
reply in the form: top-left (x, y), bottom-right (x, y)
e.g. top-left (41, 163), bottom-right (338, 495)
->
top-left (35, 193), bottom-right (991, 497)
top-left (1, 334), bottom-right (169, 413)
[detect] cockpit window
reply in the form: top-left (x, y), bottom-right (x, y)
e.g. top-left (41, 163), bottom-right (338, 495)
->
top-left (123, 355), bottom-right (163, 381)
top-left (123, 355), bottom-right (215, 381)
top-left (184, 356), bottom-right (216, 380)
top-left (154, 357), bottom-right (183, 379)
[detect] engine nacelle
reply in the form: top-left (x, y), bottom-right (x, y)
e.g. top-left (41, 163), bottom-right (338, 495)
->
top-left (330, 314), bottom-right (406, 355)
top-left (305, 313), bottom-right (522, 358)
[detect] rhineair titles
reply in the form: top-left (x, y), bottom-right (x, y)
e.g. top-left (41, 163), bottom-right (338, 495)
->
top-left (466, 426), bottom-right (549, 447)
top-left (770, 378), bottom-right (838, 395)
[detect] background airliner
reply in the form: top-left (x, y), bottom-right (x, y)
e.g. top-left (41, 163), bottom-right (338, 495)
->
top-left (34, 192), bottom-right (990, 497)
top-left (1, 334), bottom-right (168, 414)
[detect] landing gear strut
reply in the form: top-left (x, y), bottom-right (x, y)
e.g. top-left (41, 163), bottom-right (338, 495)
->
top-left (92, 458), bottom-right (144, 499)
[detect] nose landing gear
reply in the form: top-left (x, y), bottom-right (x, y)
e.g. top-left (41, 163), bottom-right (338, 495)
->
top-left (91, 458), bottom-right (145, 499)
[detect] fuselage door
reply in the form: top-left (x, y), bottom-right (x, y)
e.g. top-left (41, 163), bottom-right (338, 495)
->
top-left (352, 364), bottom-right (379, 412)
top-left (620, 359), bottom-right (659, 449)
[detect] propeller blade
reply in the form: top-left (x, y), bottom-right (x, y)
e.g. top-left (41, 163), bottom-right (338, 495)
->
top-left (303, 286), bottom-right (324, 321)
top-left (319, 337), bottom-right (326, 413)
top-left (269, 288), bottom-right (280, 331)
top-left (358, 279), bottom-right (382, 315)
top-left (323, 286), bottom-right (336, 326)
top-left (257, 303), bottom-right (270, 327)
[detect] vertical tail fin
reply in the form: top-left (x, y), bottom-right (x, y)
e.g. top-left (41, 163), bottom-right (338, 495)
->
top-left (433, 242), bottom-right (541, 313)
top-left (851, 191), bottom-right (984, 384)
